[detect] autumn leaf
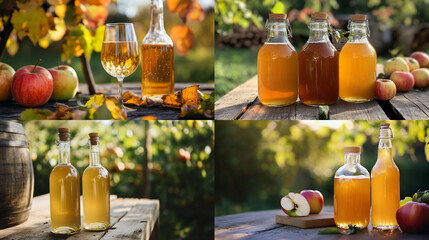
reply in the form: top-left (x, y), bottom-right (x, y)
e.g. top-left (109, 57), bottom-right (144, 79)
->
top-left (142, 116), bottom-right (157, 120)
top-left (167, 0), bottom-right (191, 14)
top-left (47, 0), bottom-right (70, 5)
top-left (6, 30), bottom-right (18, 56)
top-left (123, 91), bottom-right (146, 106)
top-left (105, 99), bottom-right (126, 120)
top-left (92, 25), bottom-right (105, 52)
top-left (84, 93), bottom-right (106, 108)
top-left (185, 1), bottom-right (205, 22)
top-left (11, 0), bottom-right (50, 45)
top-left (170, 25), bottom-right (195, 56)
top-left (49, 17), bottom-right (67, 41)
top-left (81, 0), bottom-right (111, 6)
top-left (181, 85), bottom-right (201, 105)
top-left (20, 109), bottom-right (54, 120)
top-left (163, 93), bottom-right (182, 108)
top-left (82, 4), bottom-right (109, 30)
top-left (61, 23), bottom-right (93, 61)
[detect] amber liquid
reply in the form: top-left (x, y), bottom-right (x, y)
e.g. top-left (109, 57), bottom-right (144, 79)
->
top-left (141, 44), bottom-right (174, 97)
top-left (334, 176), bottom-right (370, 229)
top-left (50, 164), bottom-right (81, 234)
top-left (299, 42), bottom-right (339, 105)
top-left (371, 148), bottom-right (400, 229)
top-left (83, 166), bottom-right (110, 230)
top-left (258, 43), bottom-right (298, 106)
top-left (339, 43), bottom-right (377, 102)
top-left (101, 41), bottom-right (140, 77)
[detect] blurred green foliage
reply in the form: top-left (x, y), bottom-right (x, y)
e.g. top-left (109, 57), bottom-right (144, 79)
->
top-left (215, 120), bottom-right (429, 217)
top-left (2, 5), bottom-right (214, 84)
top-left (21, 120), bottom-right (214, 239)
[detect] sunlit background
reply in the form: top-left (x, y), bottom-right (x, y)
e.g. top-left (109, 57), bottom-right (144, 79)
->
top-left (215, 120), bottom-right (429, 216)
top-left (22, 120), bottom-right (214, 239)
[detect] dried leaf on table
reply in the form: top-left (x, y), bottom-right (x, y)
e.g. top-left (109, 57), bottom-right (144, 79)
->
top-left (20, 109), bottom-right (54, 120)
top-left (181, 85), bottom-right (201, 105)
top-left (142, 116), bottom-right (157, 120)
top-left (105, 99), bottom-right (126, 120)
top-left (84, 93), bottom-right (106, 108)
top-left (123, 91), bottom-right (146, 106)
top-left (162, 93), bottom-right (182, 108)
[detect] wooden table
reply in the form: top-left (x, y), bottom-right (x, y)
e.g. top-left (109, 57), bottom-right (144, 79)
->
top-left (215, 65), bottom-right (429, 120)
top-left (215, 207), bottom-right (429, 240)
top-left (0, 194), bottom-right (160, 240)
top-left (0, 83), bottom-right (214, 120)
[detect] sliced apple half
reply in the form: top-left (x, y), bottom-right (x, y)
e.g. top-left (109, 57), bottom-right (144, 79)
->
top-left (280, 192), bottom-right (310, 217)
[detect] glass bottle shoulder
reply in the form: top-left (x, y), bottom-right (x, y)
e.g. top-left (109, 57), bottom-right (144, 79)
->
top-left (83, 165), bottom-right (109, 178)
top-left (335, 163), bottom-right (370, 178)
top-left (300, 41), bottom-right (338, 57)
top-left (143, 31), bottom-right (173, 46)
top-left (50, 164), bottom-right (80, 178)
top-left (258, 42), bottom-right (297, 58)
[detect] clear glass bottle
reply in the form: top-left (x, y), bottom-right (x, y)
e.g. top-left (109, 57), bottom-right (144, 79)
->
top-left (141, 0), bottom-right (174, 97)
top-left (371, 123), bottom-right (400, 230)
top-left (83, 132), bottom-right (110, 230)
top-left (339, 14), bottom-right (377, 103)
top-left (49, 128), bottom-right (81, 234)
top-left (299, 12), bottom-right (339, 106)
top-left (334, 147), bottom-right (370, 229)
top-left (257, 13), bottom-right (298, 107)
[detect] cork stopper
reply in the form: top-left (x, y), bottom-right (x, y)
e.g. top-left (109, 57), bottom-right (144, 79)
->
top-left (350, 14), bottom-right (367, 21)
top-left (311, 12), bottom-right (328, 21)
top-left (380, 123), bottom-right (390, 128)
top-left (344, 146), bottom-right (361, 153)
top-left (269, 13), bottom-right (287, 21)
top-left (89, 132), bottom-right (99, 145)
top-left (58, 128), bottom-right (70, 141)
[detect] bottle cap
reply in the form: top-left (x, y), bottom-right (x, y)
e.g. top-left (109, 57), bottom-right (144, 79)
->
top-left (350, 14), bottom-right (367, 21)
top-left (58, 128), bottom-right (70, 141)
top-left (89, 132), bottom-right (99, 145)
top-left (344, 146), bottom-right (361, 153)
top-left (380, 123), bottom-right (390, 128)
top-left (269, 13), bottom-right (287, 21)
top-left (311, 12), bottom-right (328, 21)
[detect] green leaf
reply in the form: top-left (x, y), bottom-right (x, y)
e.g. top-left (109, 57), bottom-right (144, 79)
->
top-left (318, 106), bottom-right (329, 120)
top-left (20, 109), bottom-right (54, 120)
top-left (271, 1), bottom-right (285, 13)
top-left (400, 196), bottom-right (412, 207)
top-left (319, 228), bottom-right (341, 234)
top-left (84, 93), bottom-right (106, 108)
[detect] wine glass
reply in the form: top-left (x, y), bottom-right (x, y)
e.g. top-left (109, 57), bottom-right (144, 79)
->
top-left (101, 23), bottom-right (139, 110)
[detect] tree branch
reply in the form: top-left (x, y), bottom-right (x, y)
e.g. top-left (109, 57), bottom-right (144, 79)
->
top-left (0, 12), bottom-right (14, 60)
top-left (79, 53), bottom-right (97, 95)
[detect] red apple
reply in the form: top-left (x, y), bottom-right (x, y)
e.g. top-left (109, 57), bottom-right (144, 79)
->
top-left (300, 190), bottom-right (324, 214)
top-left (11, 60), bottom-right (53, 107)
top-left (281, 192), bottom-right (310, 217)
top-left (410, 51), bottom-right (429, 68)
top-left (412, 68), bottom-right (429, 88)
top-left (384, 57), bottom-right (409, 76)
top-left (374, 79), bottom-right (396, 101)
top-left (390, 71), bottom-right (414, 92)
top-left (396, 201), bottom-right (429, 233)
top-left (48, 65), bottom-right (79, 101)
top-left (404, 57), bottom-right (420, 72)
top-left (0, 62), bottom-right (15, 101)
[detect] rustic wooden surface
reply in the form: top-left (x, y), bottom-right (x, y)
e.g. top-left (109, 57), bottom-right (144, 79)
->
top-left (275, 212), bottom-right (335, 229)
top-left (0, 194), bottom-right (160, 240)
top-left (0, 83), bottom-right (214, 120)
top-left (215, 64), bottom-right (428, 120)
top-left (215, 207), bottom-right (429, 240)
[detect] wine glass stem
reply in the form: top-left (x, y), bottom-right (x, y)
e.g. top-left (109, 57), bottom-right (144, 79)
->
top-left (117, 77), bottom-right (124, 108)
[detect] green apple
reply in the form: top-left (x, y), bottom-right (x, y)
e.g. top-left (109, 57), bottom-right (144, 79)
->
top-left (0, 62), bottom-right (15, 101)
top-left (280, 192), bottom-right (310, 217)
top-left (48, 65), bottom-right (79, 101)
top-left (384, 57), bottom-right (409, 76)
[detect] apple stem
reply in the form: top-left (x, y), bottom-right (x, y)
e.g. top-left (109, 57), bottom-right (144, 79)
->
top-left (32, 59), bottom-right (42, 73)
top-left (57, 62), bottom-right (60, 70)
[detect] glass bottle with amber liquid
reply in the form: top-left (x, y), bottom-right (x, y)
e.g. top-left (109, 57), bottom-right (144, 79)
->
top-left (371, 123), bottom-right (400, 230)
top-left (50, 128), bottom-right (81, 234)
top-left (257, 13), bottom-right (298, 107)
top-left (299, 12), bottom-right (338, 106)
top-left (334, 147), bottom-right (370, 229)
top-left (83, 133), bottom-right (110, 230)
top-left (141, 0), bottom-right (174, 97)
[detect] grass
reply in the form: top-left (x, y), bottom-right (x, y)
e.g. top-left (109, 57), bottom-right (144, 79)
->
top-left (215, 47), bottom-right (258, 101)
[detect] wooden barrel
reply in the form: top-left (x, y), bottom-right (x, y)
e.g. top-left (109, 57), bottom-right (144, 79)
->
top-left (0, 121), bottom-right (34, 229)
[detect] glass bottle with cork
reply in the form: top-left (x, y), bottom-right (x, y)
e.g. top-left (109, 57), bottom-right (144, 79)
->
top-left (334, 146), bottom-right (370, 229)
top-left (83, 132), bottom-right (110, 230)
top-left (339, 14), bottom-right (377, 103)
top-left (49, 128), bottom-right (81, 234)
top-left (299, 12), bottom-right (339, 106)
top-left (371, 123), bottom-right (400, 230)
top-left (257, 13), bottom-right (298, 107)
top-left (141, 0), bottom-right (174, 97)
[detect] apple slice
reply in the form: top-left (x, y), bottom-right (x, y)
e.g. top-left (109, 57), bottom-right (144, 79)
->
top-left (280, 192), bottom-right (310, 217)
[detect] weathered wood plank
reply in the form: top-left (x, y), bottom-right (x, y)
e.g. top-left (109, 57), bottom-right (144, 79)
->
top-left (215, 76), bottom-right (258, 120)
top-left (215, 207), bottom-right (429, 240)
top-left (0, 194), bottom-right (159, 240)
top-left (239, 99), bottom-right (317, 120)
top-left (387, 90), bottom-right (429, 120)
top-left (329, 99), bottom-right (389, 120)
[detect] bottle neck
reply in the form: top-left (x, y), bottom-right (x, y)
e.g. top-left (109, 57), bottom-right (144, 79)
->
top-left (344, 153), bottom-right (360, 164)
top-left (348, 21), bottom-right (369, 43)
top-left (149, 0), bottom-right (165, 33)
top-left (308, 21), bottom-right (330, 42)
top-left (265, 20), bottom-right (290, 43)
top-left (58, 141), bottom-right (70, 165)
top-left (89, 143), bottom-right (101, 166)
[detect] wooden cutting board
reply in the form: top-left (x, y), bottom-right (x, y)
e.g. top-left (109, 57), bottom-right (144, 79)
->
top-left (275, 212), bottom-right (335, 229)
